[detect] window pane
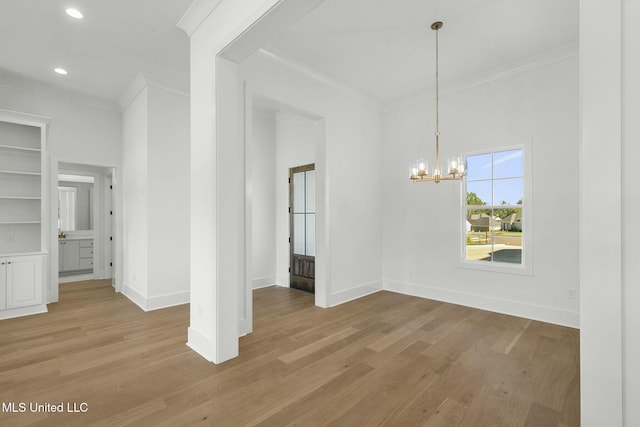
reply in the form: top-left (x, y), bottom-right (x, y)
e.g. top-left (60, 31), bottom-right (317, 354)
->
top-left (493, 149), bottom-right (523, 179)
top-left (466, 153), bottom-right (492, 181)
top-left (305, 170), bottom-right (315, 213)
top-left (293, 172), bottom-right (305, 213)
top-left (466, 181), bottom-right (492, 206)
top-left (293, 213), bottom-right (305, 254)
top-left (493, 178), bottom-right (523, 206)
top-left (465, 230), bottom-right (493, 261)
top-left (492, 208), bottom-right (523, 264)
top-left (306, 213), bottom-right (315, 256)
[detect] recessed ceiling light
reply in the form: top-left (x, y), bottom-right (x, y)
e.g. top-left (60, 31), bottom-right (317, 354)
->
top-left (65, 8), bottom-right (84, 19)
top-left (54, 68), bottom-right (68, 75)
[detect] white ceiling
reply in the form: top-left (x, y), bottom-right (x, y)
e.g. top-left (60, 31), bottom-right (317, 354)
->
top-left (0, 0), bottom-right (578, 104)
top-left (0, 0), bottom-right (193, 101)
top-left (265, 0), bottom-right (579, 103)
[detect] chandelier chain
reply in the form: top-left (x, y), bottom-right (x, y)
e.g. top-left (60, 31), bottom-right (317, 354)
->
top-left (435, 24), bottom-right (439, 137)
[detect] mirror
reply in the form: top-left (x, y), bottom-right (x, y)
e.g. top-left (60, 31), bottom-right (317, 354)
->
top-left (58, 173), bottom-right (94, 231)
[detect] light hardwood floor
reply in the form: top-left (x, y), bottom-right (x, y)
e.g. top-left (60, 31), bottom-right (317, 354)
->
top-left (0, 280), bottom-right (579, 426)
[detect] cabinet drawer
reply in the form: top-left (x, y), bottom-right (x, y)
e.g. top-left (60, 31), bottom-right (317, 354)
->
top-left (79, 240), bottom-right (93, 248)
top-left (79, 247), bottom-right (93, 258)
top-left (79, 258), bottom-right (93, 269)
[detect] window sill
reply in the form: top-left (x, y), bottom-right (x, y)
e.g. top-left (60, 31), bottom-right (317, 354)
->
top-left (456, 259), bottom-right (533, 276)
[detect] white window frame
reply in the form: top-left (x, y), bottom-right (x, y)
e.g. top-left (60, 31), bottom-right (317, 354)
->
top-left (458, 142), bottom-right (533, 276)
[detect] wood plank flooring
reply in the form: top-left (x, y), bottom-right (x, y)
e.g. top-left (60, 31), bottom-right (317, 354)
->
top-left (0, 280), bottom-right (579, 426)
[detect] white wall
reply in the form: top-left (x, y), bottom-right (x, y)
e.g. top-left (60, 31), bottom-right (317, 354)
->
top-left (0, 70), bottom-right (121, 167)
top-left (382, 56), bottom-right (580, 327)
top-left (274, 111), bottom-right (317, 287)
top-left (251, 111), bottom-right (277, 289)
top-left (120, 77), bottom-right (191, 310)
top-left (240, 50), bottom-right (383, 307)
top-left (623, 2), bottom-right (640, 425)
top-left (147, 85), bottom-right (190, 300)
top-left (580, 1), bottom-right (624, 424)
top-left (122, 88), bottom-right (149, 299)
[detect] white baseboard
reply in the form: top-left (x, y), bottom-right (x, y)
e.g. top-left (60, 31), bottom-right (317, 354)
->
top-left (0, 303), bottom-right (48, 320)
top-left (252, 276), bottom-right (277, 289)
top-left (383, 279), bottom-right (579, 328)
top-left (187, 327), bottom-right (216, 362)
top-left (58, 273), bottom-right (95, 284)
top-left (187, 326), bottom-right (238, 364)
top-left (327, 280), bottom-right (383, 307)
top-left (122, 283), bottom-right (189, 312)
top-left (276, 274), bottom-right (289, 287)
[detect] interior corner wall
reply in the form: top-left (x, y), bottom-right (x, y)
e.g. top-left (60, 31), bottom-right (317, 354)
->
top-left (251, 111), bottom-right (277, 289)
top-left (122, 88), bottom-right (149, 300)
top-left (147, 86), bottom-right (190, 302)
top-left (240, 51), bottom-right (383, 306)
top-left (121, 83), bottom-right (190, 310)
top-left (381, 56), bottom-right (580, 327)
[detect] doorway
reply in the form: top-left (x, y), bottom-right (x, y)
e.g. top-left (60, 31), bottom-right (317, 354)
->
top-left (49, 162), bottom-right (118, 303)
top-left (289, 163), bottom-right (315, 293)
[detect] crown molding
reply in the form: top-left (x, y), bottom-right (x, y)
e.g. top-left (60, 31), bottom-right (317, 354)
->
top-left (385, 42), bottom-right (579, 113)
top-left (249, 41), bottom-right (577, 115)
top-left (0, 108), bottom-right (50, 126)
top-left (118, 72), bottom-right (189, 111)
top-left (0, 68), bottom-right (119, 113)
top-left (177, 0), bottom-right (224, 36)
top-left (255, 47), bottom-right (383, 113)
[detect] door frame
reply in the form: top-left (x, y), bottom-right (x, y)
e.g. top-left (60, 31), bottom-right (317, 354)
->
top-left (48, 159), bottom-right (121, 302)
top-left (289, 163), bottom-right (316, 293)
top-left (243, 87), bottom-right (330, 313)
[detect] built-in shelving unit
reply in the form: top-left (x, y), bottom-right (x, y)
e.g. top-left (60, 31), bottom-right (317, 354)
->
top-left (0, 112), bottom-right (47, 320)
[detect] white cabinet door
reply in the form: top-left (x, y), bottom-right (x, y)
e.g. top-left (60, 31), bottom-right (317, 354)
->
top-left (0, 260), bottom-right (6, 310)
top-left (60, 240), bottom-right (80, 272)
top-left (5, 255), bottom-right (43, 309)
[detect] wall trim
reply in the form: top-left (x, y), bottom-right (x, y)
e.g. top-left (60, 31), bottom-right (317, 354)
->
top-left (0, 69), bottom-right (118, 113)
top-left (187, 327), bottom-right (217, 362)
top-left (117, 72), bottom-right (189, 111)
top-left (384, 279), bottom-right (579, 328)
top-left (58, 273), bottom-right (96, 284)
top-left (385, 43), bottom-right (579, 113)
top-left (257, 48), bottom-right (384, 113)
top-left (176, 0), bottom-right (224, 36)
top-left (252, 276), bottom-right (277, 289)
top-left (0, 304), bottom-right (47, 321)
top-left (327, 280), bottom-right (383, 307)
top-left (121, 283), bottom-right (189, 311)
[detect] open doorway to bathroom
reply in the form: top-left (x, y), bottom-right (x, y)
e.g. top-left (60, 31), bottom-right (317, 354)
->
top-left (55, 162), bottom-right (115, 288)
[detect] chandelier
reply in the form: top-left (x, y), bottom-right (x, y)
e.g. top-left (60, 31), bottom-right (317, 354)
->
top-left (410, 21), bottom-right (465, 184)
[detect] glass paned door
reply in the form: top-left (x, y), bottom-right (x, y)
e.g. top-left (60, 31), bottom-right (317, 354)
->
top-left (290, 164), bottom-right (315, 293)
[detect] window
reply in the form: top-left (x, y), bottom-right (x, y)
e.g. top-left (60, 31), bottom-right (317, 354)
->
top-left (58, 186), bottom-right (77, 231)
top-left (464, 148), bottom-right (525, 267)
top-left (291, 168), bottom-right (315, 256)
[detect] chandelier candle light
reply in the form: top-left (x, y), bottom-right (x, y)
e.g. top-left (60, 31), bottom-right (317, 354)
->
top-left (410, 21), bottom-right (466, 184)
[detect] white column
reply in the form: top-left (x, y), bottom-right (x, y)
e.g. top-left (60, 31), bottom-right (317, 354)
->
top-left (580, 0), bottom-right (623, 425)
top-left (622, 1), bottom-right (640, 425)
